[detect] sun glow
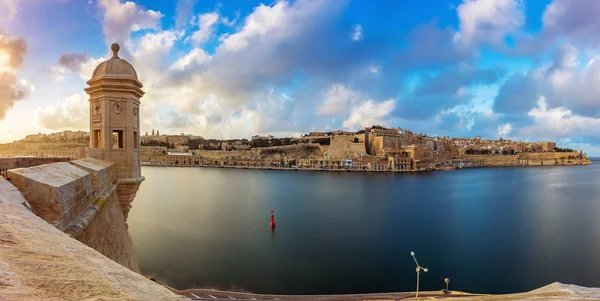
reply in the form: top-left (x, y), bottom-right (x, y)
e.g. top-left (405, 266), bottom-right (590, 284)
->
top-left (0, 51), bottom-right (12, 72)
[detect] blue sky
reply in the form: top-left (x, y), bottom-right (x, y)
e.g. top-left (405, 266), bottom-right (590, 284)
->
top-left (1, 0), bottom-right (600, 154)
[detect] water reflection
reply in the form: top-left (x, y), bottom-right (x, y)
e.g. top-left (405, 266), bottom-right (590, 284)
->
top-left (129, 165), bottom-right (600, 294)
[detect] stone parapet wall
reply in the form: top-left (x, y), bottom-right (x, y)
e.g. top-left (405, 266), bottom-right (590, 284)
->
top-left (0, 177), bottom-right (186, 300)
top-left (5, 158), bottom-right (141, 272)
top-left (0, 157), bottom-right (71, 169)
top-left (71, 158), bottom-right (115, 191)
top-left (7, 162), bottom-right (95, 230)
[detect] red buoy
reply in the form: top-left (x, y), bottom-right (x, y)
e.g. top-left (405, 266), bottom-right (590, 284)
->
top-left (270, 210), bottom-right (276, 228)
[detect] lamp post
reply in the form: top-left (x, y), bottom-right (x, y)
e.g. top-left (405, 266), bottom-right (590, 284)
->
top-left (410, 251), bottom-right (428, 298)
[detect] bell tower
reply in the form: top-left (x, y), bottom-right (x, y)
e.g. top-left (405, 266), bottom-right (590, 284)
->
top-left (85, 43), bottom-right (145, 221)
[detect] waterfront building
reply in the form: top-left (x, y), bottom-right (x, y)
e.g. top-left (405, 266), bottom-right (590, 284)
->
top-left (542, 141), bottom-right (557, 152)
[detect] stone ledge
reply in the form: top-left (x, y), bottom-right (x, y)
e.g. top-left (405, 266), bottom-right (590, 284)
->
top-left (0, 177), bottom-right (186, 301)
top-left (71, 158), bottom-right (115, 191)
top-left (7, 162), bottom-right (94, 230)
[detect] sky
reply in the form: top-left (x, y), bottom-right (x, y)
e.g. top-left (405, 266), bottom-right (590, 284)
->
top-left (1, 0), bottom-right (600, 154)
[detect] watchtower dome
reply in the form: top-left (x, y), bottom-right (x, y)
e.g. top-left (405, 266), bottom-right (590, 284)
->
top-left (84, 43), bottom-right (145, 220)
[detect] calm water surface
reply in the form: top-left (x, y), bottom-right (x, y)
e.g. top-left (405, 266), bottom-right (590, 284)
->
top-left (129, 164), bottom-right (600, 294)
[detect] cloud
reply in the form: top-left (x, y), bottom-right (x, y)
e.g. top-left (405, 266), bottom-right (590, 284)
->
top-left (71, 0), bottom-right (558, 143)
top-left (51, 52), bottom-right (90, 81)
top-left (51, 52), bottom-right (105, 81)
top-left (398, 20), bottom-right (474, 70)
top-left (165, 110), bottom-right (194, 129)
top-left (519, 96), bottom-right (600, 139)
top-left (0, 33), bottom-right (30, 120)
top-left (36, 93), bottom-right (88, 130)
top-left (171, 48), bottom-right (210, 71)
top-left (97, 0), bottom-right (163, 46)
top-left (342, 99), bottom-right (396, 130)
top-left (393, 64), bottom-right (503, 120)
top-left (494, 44), bottom-right (600, 119)
top-left (352, 24), bottom-right (363, 41)
top-left (414, 63), bottom-right (504, 96)
top-left (316, 84), bottom-right (359, 116)
top-left (497, 123), bottom-right (512, 138)
top-left (189, 12), bottom-right (219, 46)
top-left (541, 0), bottom-right (600, 47)
top-left (161, 0), bottom-right (377, 111)
top-left (175, 0), bottom-right (197, 28)
top-left (57, 52), bottom-right (89, 72)
top-left (454, 0), bottom-right (524, 47)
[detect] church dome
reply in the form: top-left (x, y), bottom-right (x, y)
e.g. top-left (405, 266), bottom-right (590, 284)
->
top-left (90, 43), bottom-right (138, 81)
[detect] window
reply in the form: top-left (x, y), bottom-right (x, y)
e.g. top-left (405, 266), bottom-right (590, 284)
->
top-left (112, 130), bottom-right (123, 149)
top-left (93, 130), bottom-right (102, 148)
top-left (134, 131), bottom-right (139, 149)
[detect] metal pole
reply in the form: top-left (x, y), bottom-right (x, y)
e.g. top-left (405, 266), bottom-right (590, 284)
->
top-left (416, 269), bottom-right (420, 298)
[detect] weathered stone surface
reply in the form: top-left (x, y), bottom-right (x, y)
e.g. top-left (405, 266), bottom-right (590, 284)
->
top-left (0, 157), bottom-right (71, 169)
top-left (7, 162), bottom-right (94, 231)
top-left (78, 187), bottom-right (141, 272)
top-left (6, 160), bottom-right (141, 273)
top-left (71, 158), bottom-right (115, 191)
top-left (0, 178), bottom-right (186, 301)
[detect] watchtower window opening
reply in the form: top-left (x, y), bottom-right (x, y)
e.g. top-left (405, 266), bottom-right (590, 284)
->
top-left (93, 130), bottom-right (102, 148)
top-left (113, 130), bottom-right (124, 149)
top-left (134, 131), bottom-right (139, 149)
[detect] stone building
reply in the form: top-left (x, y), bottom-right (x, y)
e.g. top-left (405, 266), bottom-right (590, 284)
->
top-left (542, 141), bottom-right (557, 152)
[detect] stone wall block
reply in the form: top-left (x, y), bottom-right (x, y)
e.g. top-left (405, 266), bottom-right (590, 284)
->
top-left (7, 162), bottom-right (94, 231)
top-left (71, 158), bottom-right (115, 191)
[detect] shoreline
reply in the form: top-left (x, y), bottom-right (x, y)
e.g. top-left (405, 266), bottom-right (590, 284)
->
top-left (141, 161), bottom-right (591, 173)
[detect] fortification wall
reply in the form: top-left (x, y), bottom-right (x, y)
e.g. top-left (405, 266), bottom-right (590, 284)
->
top-left (6, 158), bottom-right (139, 272)
top-left (77, 187), bottom-right (140, 272)
top-left (464, 153), bottom-right (591, 166)
top-left (328, 139), bottom-right (366, 159)
top-left (0, 157), bottom-right (71, 169)
top-left (0, 177), bottom-right (185, 300)
top-left (465, 155), bottom-right (520, 166)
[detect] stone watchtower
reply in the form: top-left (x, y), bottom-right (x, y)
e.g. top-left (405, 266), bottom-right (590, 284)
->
top-left (85, 43), bottom-right (145, 220)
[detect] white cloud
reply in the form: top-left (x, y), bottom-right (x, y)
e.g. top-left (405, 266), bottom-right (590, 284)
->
top-left (497, 123), bottom-right (512, 138)
top-left (219, 2), bottom-right (288, 52)
top-left (316, 84), bottom-right (359, 116)
top-left (134, 30), bottom-right (181, 65)
top-left (342, 99), bottom-right (396, 129)
top-left (36, 93), bottom-right (88, 130)
top-left (520, 96), bottom-right (600, 139)
top-left (50, 65), bottom-right (66, 81)
top-left (97, 0), bottom-right (163, 46)
top-left (352, 24), bottom-right (363, 41)
top-left (171, 48), bottom-right (211, 70)
top-left (190, 12), bottom-right (219, 46)
top-left (454, 0), bottom-right (524, 46)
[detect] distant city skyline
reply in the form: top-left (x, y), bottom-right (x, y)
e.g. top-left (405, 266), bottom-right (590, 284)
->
top-left (1, 0), bottom-right (600, 155)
